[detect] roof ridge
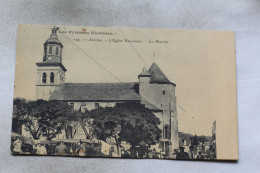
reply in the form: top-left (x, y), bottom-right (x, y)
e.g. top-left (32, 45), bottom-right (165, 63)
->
top-left (63, 82), bottom-right (137, 84)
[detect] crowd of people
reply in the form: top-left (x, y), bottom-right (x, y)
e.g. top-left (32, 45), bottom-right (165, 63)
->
top-left (12, 135), bottom-right (216, 160)
top-left (175, 145), bottom-right (216, 160)
top-left (12, 137), bottom-right (99, 157)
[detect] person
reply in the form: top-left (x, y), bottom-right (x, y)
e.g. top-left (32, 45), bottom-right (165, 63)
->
top-left (188, 146), bottom-right (194, 159)
top-left (196, 151), bottom-right (205, 160)
top-left (77, 140), bottom-right (86, 156)
top-left (176, 147), bottom-right (190, 159)
top-left (172, 149), bottom-right (178, 159)
top-left (201, 142), bottom-right (205, 152)
top-left (36, 144), bottom-right (47, 155)
top-left (55, 141), bottom-right (68, 155)
top-left (123, 150), bottom-right (130, 158)
top-left (154, 154), bottom-right (159, 159)
top-left (21, 143), bottom-right (34, 154)
top-left (13, 136), bottom-right (23, 154)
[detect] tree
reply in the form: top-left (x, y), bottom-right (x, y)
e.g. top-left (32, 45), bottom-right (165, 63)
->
top-left (12, 98), bottom-right (27, 134)
top-left (117, 102), bottom-right (161, 157)
top-left (13, 98), bottom-right (74, 140)
top-left (90, 106), bottom-right (122, 156)
top-left (90, 102), bottom-right (161, 157)
top-left (77, 110), bottom-right (96, 140)
top-left (63, 110), bottom-right (81, 139)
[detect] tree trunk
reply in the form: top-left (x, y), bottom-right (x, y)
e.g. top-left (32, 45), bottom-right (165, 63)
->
top-left (114, 136), bottom-right (120, 156)
top-left (131, 145), bottom-right (136, 158)
top-left (64, 126), bottom-right (69, 139)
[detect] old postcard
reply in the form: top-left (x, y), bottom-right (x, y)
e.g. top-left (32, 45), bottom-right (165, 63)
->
top-left (11, 24), bottom-right (238, 160)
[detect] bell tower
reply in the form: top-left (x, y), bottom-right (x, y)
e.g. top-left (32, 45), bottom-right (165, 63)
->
top-left (36, 26), bottom-right (67, 100)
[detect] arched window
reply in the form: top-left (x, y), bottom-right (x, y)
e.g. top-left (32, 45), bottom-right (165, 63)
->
top-left (42, 73), bottom-right (47, 84)
top-left (49, 45), bottom-right (52, 54)
top-left (163, 90), bottom-right (166, 95)
top-left (164, 125), bottom-right (170, 139)
top-left (56, 46), bottom-right (58, 55)
top-left (50, 72), bottom-right (54, 84)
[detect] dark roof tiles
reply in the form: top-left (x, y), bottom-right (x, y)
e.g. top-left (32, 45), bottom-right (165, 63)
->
top-left (148, 62), bottom-right (175, 85)
top-left (50, 82), bottom-right (141, 101)
top-left (45, 37), bottom-right (62, 45)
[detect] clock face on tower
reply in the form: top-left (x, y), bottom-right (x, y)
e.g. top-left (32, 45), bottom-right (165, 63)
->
top-left (48, 57), bottom-right (52, 61)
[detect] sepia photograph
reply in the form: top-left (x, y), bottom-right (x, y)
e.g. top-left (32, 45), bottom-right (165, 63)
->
top-left (11, 24), bottom-right (237, 160)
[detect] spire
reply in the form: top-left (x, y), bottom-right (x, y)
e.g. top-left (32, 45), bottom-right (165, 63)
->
top-left (44, 26), bottom-right (62, 45)
top-left (138, 66), bottom-right (151, 79)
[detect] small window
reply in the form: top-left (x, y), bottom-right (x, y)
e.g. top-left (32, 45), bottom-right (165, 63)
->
top-left (161, 104), bottom-right (163, 108)
top-left (69, 102), bottom-right (74, 108)
top-left (49, 46), bottom-right (52, 54)
top-left (163, 90), bottom-right (166, 95)
top-left (95, 103), bottom-right (99, 109)
top-left (60, 75), bottom-right (64, 82)
top-left (56, 47), bottom-right (59, 55)
top-left (42, 73), bottom-right (47, 84)
top-left (50, 72), bottom-right (54, 84)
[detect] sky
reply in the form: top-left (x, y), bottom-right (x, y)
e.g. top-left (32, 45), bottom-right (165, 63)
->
top-left (13, 24), bottom-right (233, 136)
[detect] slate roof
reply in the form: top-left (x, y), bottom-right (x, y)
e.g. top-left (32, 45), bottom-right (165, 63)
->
top-left (45, 37), bottom-right (62, 45)
top-left (50, 82), bottom-right (141, 101)
top-left (148, 63), bottom-right (176, 86)
top-left (44, 27), bottom-right (63, 46)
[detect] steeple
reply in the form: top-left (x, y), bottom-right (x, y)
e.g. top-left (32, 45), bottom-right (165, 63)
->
top-left (43, 26), bottom-right (63, 63)
top-left (36, 26), bottom-right (66, 100)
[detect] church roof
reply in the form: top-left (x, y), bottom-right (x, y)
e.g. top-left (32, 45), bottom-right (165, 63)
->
top-left (50, 82), bottom-right (141, 101)
top-left (148, 62), bottom-right (176, 86)
top-left (45, 37), bottom-right (62, 45)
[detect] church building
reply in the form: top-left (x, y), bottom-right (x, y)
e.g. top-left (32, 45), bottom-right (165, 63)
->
top-left (36, 27), bottom-right (179, 157)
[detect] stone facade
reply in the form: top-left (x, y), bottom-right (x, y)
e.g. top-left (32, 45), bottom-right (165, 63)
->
top-left (36, 66), bottom-right (65, 100)
top-left (138, 66), bottom-right (179, 155)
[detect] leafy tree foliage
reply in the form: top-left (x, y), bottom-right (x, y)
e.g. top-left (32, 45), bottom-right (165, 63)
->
top-left (89, 106), bottom-right (122, 155)
top-left (117, 102), bottom-right (161, 157)
top-left (13, 98), bottom-right (74, 140)
top-left (90, 102), bottom-right (161, 157)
